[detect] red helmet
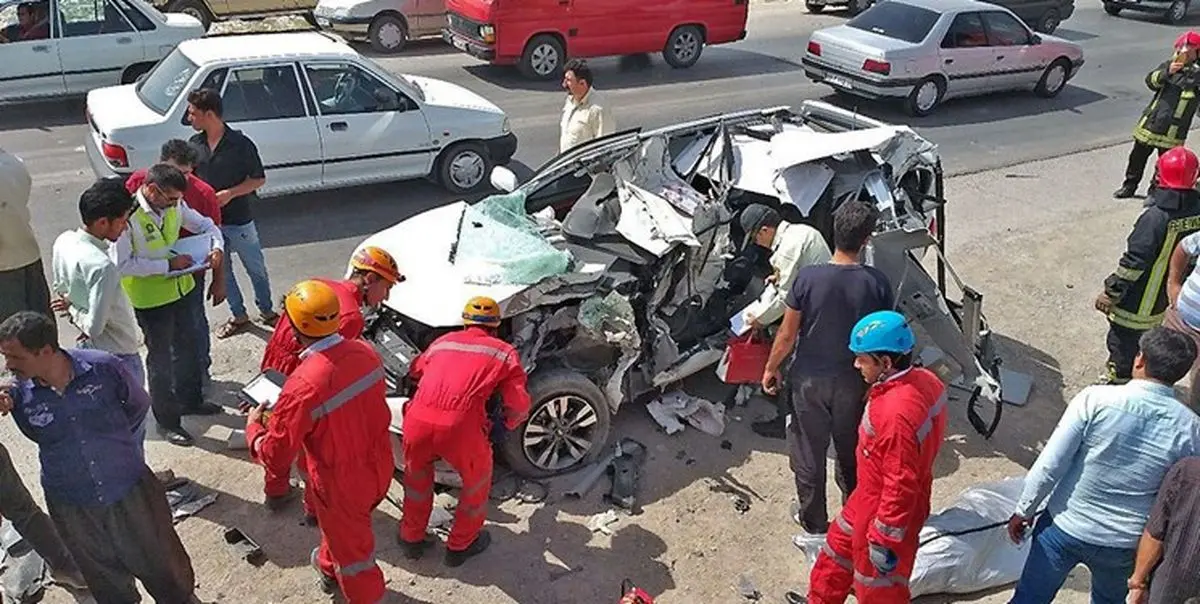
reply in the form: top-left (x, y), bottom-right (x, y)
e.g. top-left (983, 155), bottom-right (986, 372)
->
top-left (1157, 146), bottom-right (1200, 190)
top-left (1176, 31), bottom-right (1200, 50)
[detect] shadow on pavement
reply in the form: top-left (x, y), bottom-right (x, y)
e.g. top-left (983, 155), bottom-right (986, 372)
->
top-left (462, 47), bottom-right (802, 92)
top-left (824, 85), bottom-right (1107, 128)
top-left (932, 331), bottom-right (1068, 481)
top-left (0, 98), bottom-right (87, 132)
top-left (355, 37), bottom-right (459, 60)
top-left (1050, 27), bottom-right (1100, 42)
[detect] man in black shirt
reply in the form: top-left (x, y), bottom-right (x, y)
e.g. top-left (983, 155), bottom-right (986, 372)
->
top-left (762, 200), bottom-right (894, 546)
top-left (186, 89), bottom-right (278, 339)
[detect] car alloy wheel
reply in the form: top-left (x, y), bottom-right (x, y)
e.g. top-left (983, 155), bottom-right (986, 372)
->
top-left (916, 81), bottom-right (940, 112)
top-left (522, 394), bottom-right (601, 472)
top-left (1169, 0), bottom-right (1187, 22)
top-left (1044, 64), bottom-right (1066, 94)
top-left (448, 149), bottom-right (486, 191)
top-left (530, 43), bottom-right (560, 77)
top-left (671, 31), bottom-right (700, 64)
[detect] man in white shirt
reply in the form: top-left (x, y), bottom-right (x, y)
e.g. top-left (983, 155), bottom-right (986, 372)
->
top-left (0, 148), bottom-right (51, 324)
top-left (742, 215), bottom-right (832, 439)
top-left (112, 164), bottom-right (224, 447)
top-left (560, 59), bottom-right (615, 153)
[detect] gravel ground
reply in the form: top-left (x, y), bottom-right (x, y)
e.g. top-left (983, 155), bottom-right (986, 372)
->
top-left (0, 143), bottom-right (1165, 603)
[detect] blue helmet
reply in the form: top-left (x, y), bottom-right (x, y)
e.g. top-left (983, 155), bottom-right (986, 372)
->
top-left (849, 310), bottom-right (915, 355)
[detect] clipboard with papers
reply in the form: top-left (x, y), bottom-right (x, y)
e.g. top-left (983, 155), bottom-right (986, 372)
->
top-left (165, 235), bottom-right (215, 278)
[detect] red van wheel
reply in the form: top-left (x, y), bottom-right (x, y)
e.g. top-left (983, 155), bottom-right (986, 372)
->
top-left (663, 25), bottom-right (704, 69)
top-left (519, 34), bottom-right (565, 80)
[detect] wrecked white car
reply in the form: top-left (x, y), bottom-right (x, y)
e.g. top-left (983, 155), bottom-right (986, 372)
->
top-left (358, 100), bottom-right (1006, 479)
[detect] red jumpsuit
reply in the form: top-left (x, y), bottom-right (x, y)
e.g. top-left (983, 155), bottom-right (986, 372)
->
top-left (247, 335), bottom-right (392, 604)
top-left (259, 278), bottom-right (365, 515)
top-left (807, 367), bottom-right (947, 604)
top-left (398, 327), bottom-right (531, 552)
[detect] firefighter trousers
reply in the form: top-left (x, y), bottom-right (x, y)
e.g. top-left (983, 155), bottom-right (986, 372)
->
top-left (1122, 140), bottom-right (1167, 192)
top-left (311, 470), bottom-right (388, 604)
top-left (1105, 322), bottom-right (1144, 384)
top-left (807, 505), bottom-right (919, 604)
top-left (400, 418), bottom-right (493, 552)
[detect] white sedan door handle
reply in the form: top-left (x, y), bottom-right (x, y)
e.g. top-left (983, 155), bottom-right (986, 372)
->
top-left (116, 36), bottom-right (132, 44)
top-left (31, 44), bottom-right (49, 52)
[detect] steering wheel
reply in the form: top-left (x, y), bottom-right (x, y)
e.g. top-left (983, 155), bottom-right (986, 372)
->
top-left (332, 72), bottom-right (357, 109)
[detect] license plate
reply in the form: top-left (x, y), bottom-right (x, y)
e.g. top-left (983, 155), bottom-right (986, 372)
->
top-left (316, 17), bottom-right (329, 27)
top-left (825, 75), bottom-right (853, 89)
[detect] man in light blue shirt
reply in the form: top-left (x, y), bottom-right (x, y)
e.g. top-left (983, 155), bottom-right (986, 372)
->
top-left (1006, 327), bottom-right (1200, 604)
top-left (1165, 229), bottom-right (1200, 407)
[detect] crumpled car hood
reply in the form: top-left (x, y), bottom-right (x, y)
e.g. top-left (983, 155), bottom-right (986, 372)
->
top-left (357, 201), bottom-right (534, 328)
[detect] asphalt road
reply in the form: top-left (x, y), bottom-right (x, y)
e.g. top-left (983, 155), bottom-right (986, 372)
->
top-left (1, 0), bottom-right (1197, 319)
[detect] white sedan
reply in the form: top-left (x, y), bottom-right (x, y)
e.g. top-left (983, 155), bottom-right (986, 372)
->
top-left (0, 0), bottom-right (203, 102)
top-left (84, 30), bottom-right (516, 195)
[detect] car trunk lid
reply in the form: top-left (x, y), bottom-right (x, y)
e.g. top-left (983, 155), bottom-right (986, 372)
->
top-left (809, 26), bottom-right (913, 74)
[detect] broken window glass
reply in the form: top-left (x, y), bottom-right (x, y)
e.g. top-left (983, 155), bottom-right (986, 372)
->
top-left (455, 191), bottom-right (573, 285)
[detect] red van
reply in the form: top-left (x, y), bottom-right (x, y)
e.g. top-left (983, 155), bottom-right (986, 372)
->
top-left (442, 0), bottom-right (749, 80)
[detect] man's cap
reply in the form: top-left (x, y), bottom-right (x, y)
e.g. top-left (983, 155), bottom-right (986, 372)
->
top-left (739, 204), bottom-right (782, 247)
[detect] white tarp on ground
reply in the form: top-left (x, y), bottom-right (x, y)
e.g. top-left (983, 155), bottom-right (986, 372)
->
top-left (909, 475), bottom-right (1034, 597)
top-left (791, 475), bottom-right (1035, 598)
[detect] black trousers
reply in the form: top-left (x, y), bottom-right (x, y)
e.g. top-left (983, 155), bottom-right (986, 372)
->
top-left (1122, 140), bottom-right (1168, 191)
top-left (47, 470), bottom-right (196, 604)
top-left (787, 372), bottom-right (868, 534)
top-left (134, 286), bottom-right (203, 430)
top-left (0, 443), bottom-right (79, 576)
top-left (1106, 322), bottom-right (1144, 384)
top-left (0, 259), bottom-right (51, 325)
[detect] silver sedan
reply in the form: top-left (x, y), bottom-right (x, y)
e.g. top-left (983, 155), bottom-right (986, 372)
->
top-left (801, 0), bottom-right (1085, 116)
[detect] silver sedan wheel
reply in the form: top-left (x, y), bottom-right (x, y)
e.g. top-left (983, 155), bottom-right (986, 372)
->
top-left (448, 150), bottom-right (485, 191)
top-left (671, 31), bottom-right (701, 63)
top-left (1044, 63), bottom-right (1067, 94)
top-left (530, 43), bottom-right (560, 76)
top-left (916, 81), bottom-right (940, 112)
top-left (1170, 0), bottom-right (1187, 21)
top-left (522, 395), bottom-right (600, 472)
top-left (376, 21), bottom-right (405, 50)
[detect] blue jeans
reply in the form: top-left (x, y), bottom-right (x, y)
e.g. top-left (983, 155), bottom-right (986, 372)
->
top-left (220, 221), bottom-right (274, 320)
top-left (191, 273), bottom-right (212, 379)
top-left (1010, 515), bottom-right (1136, 604)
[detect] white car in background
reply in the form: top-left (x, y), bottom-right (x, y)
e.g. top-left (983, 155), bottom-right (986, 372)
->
top-left (0, 0), bottom-right (203, 102)
top-left (84, 30), bottom-right (516, 195)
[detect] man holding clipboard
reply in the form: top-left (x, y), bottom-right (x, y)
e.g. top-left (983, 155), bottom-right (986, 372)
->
top-left (111, 164), bottom-right (225, 447)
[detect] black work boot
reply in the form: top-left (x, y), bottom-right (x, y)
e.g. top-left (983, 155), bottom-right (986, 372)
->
top-left (398, 535), bottom-right (436, 560)
top-left (265, 486), bottom-right (299, 512)
top-left (1113, 185), bottom-right (1137, 199)
top-left (444, 530), bottom-right (492, 567)
top-left (751, 415), bottom-right (787, 440)
top-left (310, 548), bottom-right (338, 594)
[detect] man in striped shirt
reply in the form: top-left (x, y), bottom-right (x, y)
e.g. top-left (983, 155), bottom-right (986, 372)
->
top-left (1128, 457), bottom-right (1200, 604)
top-left (1165, 229), bottom-right (1200, 408)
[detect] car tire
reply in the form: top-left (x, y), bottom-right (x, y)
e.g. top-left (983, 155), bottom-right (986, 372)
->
top-left (368, 13), bottom-right (408, 54)
top-left (518, 34), bottom-right (565, 80)
top-left (847, 0), bottom-right (872, 16)
top-left (120, 62), bottom-right (155, 84)
top-left (435, 141), bottom-right (491, 194)
top-left (1035, 8), bottom-right (1061, 32)
top-left (904, 76), bottom-right (944, 117)
top-left (499, 369), bottom-right (612, 478)
top-left (167, 0), bottom-right (213, 30)
top-left (1034, 57), bottom-right (1071, 98)
top-left (1103, 2), bottom-right (1122, 14)
top-left (1166, 0), bottom-right (1188, 23)
top-left (663, 25), bottom-right (704, 69)
top-left (805, 1), bottom-right (825, 11)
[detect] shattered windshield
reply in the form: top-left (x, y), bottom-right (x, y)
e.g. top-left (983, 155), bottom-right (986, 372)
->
top-left (454, 191), bottom-right (573, 285)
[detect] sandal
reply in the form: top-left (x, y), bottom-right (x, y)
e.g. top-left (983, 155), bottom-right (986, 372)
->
top-left (215, 318), bottom-right (251, 339)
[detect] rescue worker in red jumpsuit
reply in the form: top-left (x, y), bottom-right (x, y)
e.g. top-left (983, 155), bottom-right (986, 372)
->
top-left (799, 310), bottom-right (947, 604)
top-left (246, 280), bottom-right (392, 602)
top-left (257, 246), bottom-right (402, 521)
top-left (398, 296), bottom-right (531, 567)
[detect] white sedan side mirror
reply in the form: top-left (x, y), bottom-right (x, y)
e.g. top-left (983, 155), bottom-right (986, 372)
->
top-left (490, 166), bottom-right (518, 193)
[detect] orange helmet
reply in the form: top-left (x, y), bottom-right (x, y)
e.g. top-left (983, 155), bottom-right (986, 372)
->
top-left (1157, 146), bottom-right (1200, 190)
top-left (284, 280), bottom-right (341, 338)
top-left (350, 246), bottom-right (402, 284)
top-left (462, 296), bottom-right (501, 327)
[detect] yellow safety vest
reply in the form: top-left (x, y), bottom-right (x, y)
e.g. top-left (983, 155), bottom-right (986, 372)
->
top-left (119, 206), bottom-right (195, 310)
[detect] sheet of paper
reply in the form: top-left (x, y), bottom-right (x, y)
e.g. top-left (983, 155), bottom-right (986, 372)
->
top-left (165, 262), bottom-right (211, 278)
top-left (729, 311), bottom-right (751, 336)
top-left (166, 235), bottom-right (216, 277)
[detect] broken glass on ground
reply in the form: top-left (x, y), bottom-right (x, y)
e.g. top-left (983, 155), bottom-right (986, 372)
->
top-left (455, 191), bottom-right (573, 285)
